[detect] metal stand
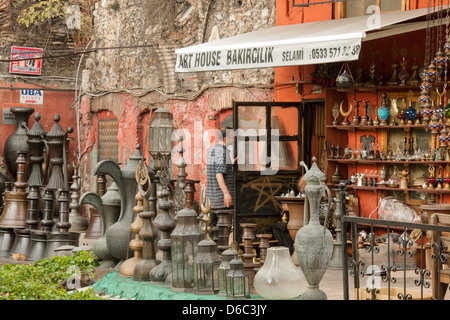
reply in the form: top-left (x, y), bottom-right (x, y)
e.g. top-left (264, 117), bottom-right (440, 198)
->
top-left (150, 185), bottom-right (175, 283)
top-left (328, 183), bottom-right (346, 269)
top-left (43, 115), bottom-right (79, 258)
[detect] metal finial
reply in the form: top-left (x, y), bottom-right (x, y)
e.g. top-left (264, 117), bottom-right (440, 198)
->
top-left (200, 185), bottom-right (212, 240)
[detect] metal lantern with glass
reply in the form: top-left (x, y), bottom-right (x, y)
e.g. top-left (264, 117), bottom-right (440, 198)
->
top-left (218, 247), bottom-right (239, 296)
top-left (148, 108), bottom-right (176, 284)
top-left (225, 258), bottom-right (251, 299)
top-left (171, 204), bottom-right (204, 292)
top-left (149, 108), bottom-right (174, 173)
top-left (192, 189), bottom-right (222, 295)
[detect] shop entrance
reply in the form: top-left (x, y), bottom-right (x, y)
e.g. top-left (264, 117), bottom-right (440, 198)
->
top-left (230, 101), bottom-right (302, 244)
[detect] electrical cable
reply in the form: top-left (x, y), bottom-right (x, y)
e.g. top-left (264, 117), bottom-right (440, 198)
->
top-left (75, 39), bottom-right (92, 158)
top-left (0, 44), bottom-right (155, 63)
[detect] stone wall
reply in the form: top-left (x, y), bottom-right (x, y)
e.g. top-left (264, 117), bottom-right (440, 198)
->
top-left (0, 0), bottom-right (86, 88)
top-left (86, 0), bottom-right (275, 95)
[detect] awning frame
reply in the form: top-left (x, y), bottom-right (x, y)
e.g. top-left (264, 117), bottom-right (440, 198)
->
top-left (175, 7), bottom-right (445, 73)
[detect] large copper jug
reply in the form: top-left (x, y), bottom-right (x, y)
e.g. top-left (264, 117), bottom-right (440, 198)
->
top-left (80, 182), bottom-right (121, 268)
top-left (93, 144), bottom-right (141, 268)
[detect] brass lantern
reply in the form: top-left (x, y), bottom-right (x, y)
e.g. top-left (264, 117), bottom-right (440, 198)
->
top-left (192, 238), bottom-right (222, 295)
top-left (171, 205), bottom-right (204, 292)
top-left (218, 248), bottom-right (239, 296)
top-left (226, 258), bottom-right (251, 300)
top-left (149, 108), bottom-right (175, 168)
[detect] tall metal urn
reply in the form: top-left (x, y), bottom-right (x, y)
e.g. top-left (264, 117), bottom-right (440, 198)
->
top-left (295, 157), bottom-right (333, 300)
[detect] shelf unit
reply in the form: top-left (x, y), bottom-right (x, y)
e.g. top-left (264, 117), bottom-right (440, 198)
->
top-left (324, 86), bottom-right (450, 218)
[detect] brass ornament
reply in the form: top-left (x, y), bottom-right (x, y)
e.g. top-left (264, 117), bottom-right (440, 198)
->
top-left (200, 185), bottom-right (212, 240)
top-left (339, 101), bottom-right (353, 126)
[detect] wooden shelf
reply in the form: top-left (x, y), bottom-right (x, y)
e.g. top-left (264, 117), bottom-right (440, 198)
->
top-left (328, 158), bottom-right (448, 165)
top-left (327, 82), bottom-right (450, 93)
top-left (326, 124), bottom-right (427, 131)
top-left (328, 183), bottom-right (450, 194)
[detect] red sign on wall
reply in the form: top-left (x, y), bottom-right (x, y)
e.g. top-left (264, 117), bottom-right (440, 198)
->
top-left (10, 46), bottom-right (43, 75)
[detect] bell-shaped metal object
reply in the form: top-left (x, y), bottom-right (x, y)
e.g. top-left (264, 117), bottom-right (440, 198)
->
top-left (41, 114), bottom-right (79, 258)
top-left (26, 188), bottom-right (54, 261)
top-left (25, 230), bottom-right (48, 261)
top-left (8, 186), bottom-right (41, 259)
top-left (0, 151), bottom-right (29, 230)
top-left (0, 228), bottom-right (15, 257)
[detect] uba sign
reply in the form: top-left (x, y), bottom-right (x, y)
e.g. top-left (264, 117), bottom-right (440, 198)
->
top-left (20, 89), bottom-right (44, 105)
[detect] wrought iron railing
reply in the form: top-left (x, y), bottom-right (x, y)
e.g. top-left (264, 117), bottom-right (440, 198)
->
top-left (341, 215), bottom-right (450, 300)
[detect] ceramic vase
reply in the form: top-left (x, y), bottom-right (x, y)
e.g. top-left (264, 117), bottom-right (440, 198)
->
top-left (377, 93), bottom-right (389, 125)
top-left (295, 158), bottom-right (334, 300)
top-left (254, 246), bottom-right (306, 299)
top-left (4, 107), bottom-right (34, 178)
top-left (404, 105), bottom-right (417, 123)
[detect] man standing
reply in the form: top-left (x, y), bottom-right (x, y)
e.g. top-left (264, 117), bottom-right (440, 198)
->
top-left (206, 126), bottom-right (236, 226)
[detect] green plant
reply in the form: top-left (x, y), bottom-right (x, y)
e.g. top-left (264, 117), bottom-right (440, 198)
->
top-left (0, 251), bottom-right (106, 300)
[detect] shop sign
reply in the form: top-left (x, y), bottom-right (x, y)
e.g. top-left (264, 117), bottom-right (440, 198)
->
top-left (2, 103), bottom-right (27, 125)
top-left (10, 46), bottom-right (43, 75)
top-left (20, 89), bottom-right (44, 105)
top-left (175, 38), bottom-right (361, 72)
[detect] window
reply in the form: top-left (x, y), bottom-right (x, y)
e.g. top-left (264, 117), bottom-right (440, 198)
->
top-left (98, 118), bottom-right (119, 163)
top-left (340, 0), bottom-right (406, 18)
top-left (233, 102), bottom-right (301, 174)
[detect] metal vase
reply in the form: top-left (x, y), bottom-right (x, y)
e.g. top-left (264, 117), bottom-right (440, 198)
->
top-left (80, 182), bottom-right (121, 268)
top-left (295, 158), bottom-right (334, 300)
top-left (4, 107), bottom-right (34, 178)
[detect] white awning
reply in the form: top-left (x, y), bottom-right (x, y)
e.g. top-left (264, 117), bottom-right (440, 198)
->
top-left (175, 7), bottom-right (441, 73)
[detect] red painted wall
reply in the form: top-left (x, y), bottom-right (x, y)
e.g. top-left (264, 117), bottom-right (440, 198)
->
top-left (0, 80), bottom-right (78, 180)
